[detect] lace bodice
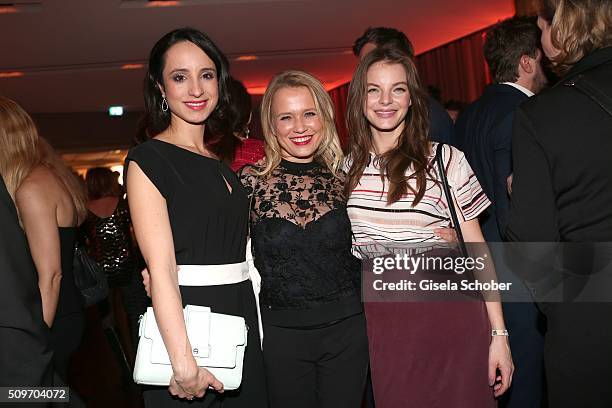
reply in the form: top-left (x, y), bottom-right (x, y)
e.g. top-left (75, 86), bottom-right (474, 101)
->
top-left (238, 159), bottom-right (362, 326)
top-left (239, 159), bottom-right (346, 227)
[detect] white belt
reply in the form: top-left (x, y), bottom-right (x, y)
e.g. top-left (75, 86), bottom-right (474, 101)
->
top-left (177, 262), bottom-right (250, 286)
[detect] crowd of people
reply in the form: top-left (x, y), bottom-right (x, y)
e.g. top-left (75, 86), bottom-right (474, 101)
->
top-left (1, 0), bottom-right (610, 407)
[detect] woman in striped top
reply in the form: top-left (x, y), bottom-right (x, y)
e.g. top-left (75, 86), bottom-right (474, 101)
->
top-left (345, 47), bottom-right (514, 407)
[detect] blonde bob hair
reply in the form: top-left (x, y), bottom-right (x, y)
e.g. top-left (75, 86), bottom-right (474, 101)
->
top-left (0, 96), bottom-right (87, 221)
top-left (540, 0), bottom-right (612, 73)
top-left (257, 70), bottom-right (343, 177)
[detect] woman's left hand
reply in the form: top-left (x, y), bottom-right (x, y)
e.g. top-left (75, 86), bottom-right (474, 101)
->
top-left (488, 335), bottom-right (514, 397)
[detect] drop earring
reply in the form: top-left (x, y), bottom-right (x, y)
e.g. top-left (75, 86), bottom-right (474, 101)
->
top-left (161, 96), bottom-right (168, 112)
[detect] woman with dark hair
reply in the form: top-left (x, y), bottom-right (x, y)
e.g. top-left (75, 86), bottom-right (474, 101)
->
top-left (507, 1), bottom-right (612, 406)
top-left (125, 28), bottom-right (267, 407)
top-left (208, 77), bottom-right (264, 170)
top-left (238, 70), bottom-right (368, 408)
top-left (0, 97), bottom-right (87, 394)
top-left (345, 47), bottom-right (513, 407)
top-left (81, 167), bottom-right (145, 364)
top-left (85, 167), bottom-right (123, 200)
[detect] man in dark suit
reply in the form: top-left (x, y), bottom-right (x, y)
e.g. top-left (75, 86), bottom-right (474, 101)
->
top-left (0, 176), bottom-right (54, 386)
top-left (454, 16), bottom-right (548, 408)
top-left (353, 26), bottom-right (456, 146)
top-left (507, 1), bottom-right (612, 406)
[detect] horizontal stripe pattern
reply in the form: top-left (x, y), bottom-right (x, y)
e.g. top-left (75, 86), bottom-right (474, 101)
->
top-left (347, 143), bottom-right (490, 253)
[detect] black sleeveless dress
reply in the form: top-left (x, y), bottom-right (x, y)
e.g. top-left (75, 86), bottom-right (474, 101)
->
top-left (50, 227), bottom-right (85, 380)
top-left (125, 139), bottom-right (267, 408)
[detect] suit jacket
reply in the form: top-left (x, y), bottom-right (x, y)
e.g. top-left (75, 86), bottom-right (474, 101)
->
top-left (455, 83), bottom-right (528, 242)
top-left (427, 96), bottom-right (456, 146)
top-left (507, 46), bottom-right (612, 243)
top-left (0, 177), bottom-right (54, 386)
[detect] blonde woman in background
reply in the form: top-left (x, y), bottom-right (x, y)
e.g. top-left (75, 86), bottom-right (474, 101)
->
top-left (0, 96), bottom-right (87, 391)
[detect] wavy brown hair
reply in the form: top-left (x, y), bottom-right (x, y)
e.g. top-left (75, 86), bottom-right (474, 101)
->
top-left (539, 0), bottom-right (612, 73)
top-left (0, 96), bottom-right (87, 221)
top-left (345, 47), bottom-right (431, 205)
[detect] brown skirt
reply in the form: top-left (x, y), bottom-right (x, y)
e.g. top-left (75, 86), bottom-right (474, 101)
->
top-left (365, 301), bottom-right (496, 408)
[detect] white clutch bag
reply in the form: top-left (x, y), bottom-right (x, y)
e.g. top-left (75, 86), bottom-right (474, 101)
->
top-left (133, 305), bottom-right (248, 390)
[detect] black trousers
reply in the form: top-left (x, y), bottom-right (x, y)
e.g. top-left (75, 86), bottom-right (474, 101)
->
top-left (50, 312), bottom-right (85, 381)
top-left (263, 313), bottom-right (369, 408)
top-left (539, 302), bottom-right (612, 408)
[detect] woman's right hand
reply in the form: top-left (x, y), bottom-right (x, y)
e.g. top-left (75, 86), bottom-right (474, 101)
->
top-left (169, 363), bottom-right (224, 400)
top-left (142, 268), bottom-right (151, 297)
top-left (142, 266), bottom-right (180, 297)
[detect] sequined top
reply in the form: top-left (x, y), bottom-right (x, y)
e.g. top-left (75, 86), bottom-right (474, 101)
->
top-left (80, 197), bottom-right (136, 287)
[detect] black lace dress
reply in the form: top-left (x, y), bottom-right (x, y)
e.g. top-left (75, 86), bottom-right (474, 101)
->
top-left (238, 159), bottom-right (362, 327)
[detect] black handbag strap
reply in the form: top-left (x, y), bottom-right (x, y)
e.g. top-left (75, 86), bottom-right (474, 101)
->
top-left (564, 73), bottom-right (612, 118)
top-left (435, 143), bottom-right (468, 257)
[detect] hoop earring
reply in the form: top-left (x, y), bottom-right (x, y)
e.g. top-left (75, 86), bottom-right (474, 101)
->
top-left (161, 97), bottom-right (169, 112)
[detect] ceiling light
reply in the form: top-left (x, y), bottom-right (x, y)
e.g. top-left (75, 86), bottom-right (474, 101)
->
top-left (0, 2), bottom-right (42, 13)
top-left (121, 63), bottom-right (144, 70)
top-left (109, 106), bottom-right (124, 116)
top-left (0, 5), bottom-right (18, 14)
top-left (146, 0), bottom-right (179, 7)
top-left (0, 71), bottom-right (24, 78)
top-left (235, 55), bottom-right (258, 62)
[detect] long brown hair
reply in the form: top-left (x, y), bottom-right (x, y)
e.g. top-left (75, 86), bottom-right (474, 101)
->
top-left (345, 47), bottom-right (431, 205)
top-left (0, 96), bottom-right (87, 222)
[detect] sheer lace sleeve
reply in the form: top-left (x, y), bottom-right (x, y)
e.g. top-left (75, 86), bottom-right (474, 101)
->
top-left (246, 160), bottom-right (347, 228)
top-left (236, 163), bottom-right (258, 201)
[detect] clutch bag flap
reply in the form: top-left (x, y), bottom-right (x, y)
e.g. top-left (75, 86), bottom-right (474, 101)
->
top-left (140, 305), bottom-right (247, 368)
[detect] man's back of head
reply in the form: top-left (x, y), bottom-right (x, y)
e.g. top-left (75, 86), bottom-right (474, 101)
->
top-left (484, 16), bottom-right (541, 84)
top-left (353, 26), bottom-right (415, 60)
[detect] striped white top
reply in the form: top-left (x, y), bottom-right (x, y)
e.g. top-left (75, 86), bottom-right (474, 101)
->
top-left (347, 143), bottom-right (490, 257)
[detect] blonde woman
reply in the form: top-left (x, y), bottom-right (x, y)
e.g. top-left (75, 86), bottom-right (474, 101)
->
top-left (0, 96), bottom-right (87, 383)
top-left (238, 70), bottom-right (368, 408)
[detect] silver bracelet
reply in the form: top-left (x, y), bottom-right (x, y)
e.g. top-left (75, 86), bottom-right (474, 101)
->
top-left (491, 329), bottom-right (509, 336)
